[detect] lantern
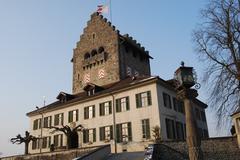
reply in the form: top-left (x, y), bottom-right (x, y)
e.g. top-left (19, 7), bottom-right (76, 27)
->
top-left (174, 62), bottom-right (195, 89)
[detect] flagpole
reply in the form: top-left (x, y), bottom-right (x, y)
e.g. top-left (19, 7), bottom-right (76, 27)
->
top-left (109, 0), bottom-right (112, 23)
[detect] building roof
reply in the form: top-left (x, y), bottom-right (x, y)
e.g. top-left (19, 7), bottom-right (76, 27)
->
top-left (26, 76), bottom-right (207, 117)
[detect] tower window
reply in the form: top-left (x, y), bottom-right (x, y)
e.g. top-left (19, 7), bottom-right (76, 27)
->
top-left (91, 49), bottom-right (97, 57)
top-left (98, 46), bottom-right (104, 53)
top-left (84, 52), bottom-right (90, 59)
top-left (92, 33), bottom-right (96, 44)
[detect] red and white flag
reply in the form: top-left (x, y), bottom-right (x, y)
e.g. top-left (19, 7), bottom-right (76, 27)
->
top-left (97, 5), bottom-right (109, 14)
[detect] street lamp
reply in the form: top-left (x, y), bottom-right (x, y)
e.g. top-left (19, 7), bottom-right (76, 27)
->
top-left (174, 62), bottom-right (203, 160)
top-left (36, 106), bottom-right (44, 153)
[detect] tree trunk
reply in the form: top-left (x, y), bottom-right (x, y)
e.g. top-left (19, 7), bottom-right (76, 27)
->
top-left (25, 142), bottom-right (29, 155)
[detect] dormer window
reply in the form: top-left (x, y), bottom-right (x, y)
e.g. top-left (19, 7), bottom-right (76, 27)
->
top-left (83, 83), bottom-right (104, 96)
top-left (88, 89), bottom-right (95, 96)
top-left (56, 92), bottom-right (74, 103)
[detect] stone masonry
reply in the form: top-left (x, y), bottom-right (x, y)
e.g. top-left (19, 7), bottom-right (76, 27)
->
top-left (72, 12), bottom-right (151, 94)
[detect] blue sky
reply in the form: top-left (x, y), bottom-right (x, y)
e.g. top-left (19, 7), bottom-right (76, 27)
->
top-left (0, 0), bottom-right (228, 157)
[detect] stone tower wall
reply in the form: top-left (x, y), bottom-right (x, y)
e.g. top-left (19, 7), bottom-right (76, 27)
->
top-left (119, 43), bottom-right (151, 79)
top-left (72, 13), bottom-right (120, 94)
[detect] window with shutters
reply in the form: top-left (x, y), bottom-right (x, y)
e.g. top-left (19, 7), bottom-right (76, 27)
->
top-left (54, 134), bottom-right (63, 147)
top-left (99, 125), bottom-right (113, 141)
top-left (172, 97), bottom-right (184, 114)
top-left (68, 109), bottom-right (78, 123)
top-left (165, 118), bottom-right (175, 139)
top-left (136, 91), bottom-right (152, 108)
top-left (33, 118), bottom-right (42, 130)
top-left (99, 101), bottom-right (112, 116)
top-left (32, 138), bottom-right (39, 150)
top-left (83, 128), bottom-right (96, 144)
top-left (177, 100), bottom-right (185, 114)
top-left (84, 105), bottom-right (95, 119)
top-left (43, 116), bottom-right (52, 128)
top-left (116, 96), bottom-right (130, 112)
top-left (142, 119), bottom-right (150, 139)
top-left (42, 136), bottom-right (51, 149)
top-left (163, 92), bottom-right (172, 109)
top-left (176, 121), bottom-right (184, 140)
top-left (173, 97), bottom-right (178, 111)
top-left (116, 122), bottom-right (132, 143)
top-left (54, 113), bottom-right (64, 126)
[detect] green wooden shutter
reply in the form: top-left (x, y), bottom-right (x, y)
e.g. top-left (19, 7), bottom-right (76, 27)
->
top-left (93, 129), bottom-right (96, 142)
top-left (84, 108), bottom-right (88, 119)
top-left (127, 122), bottom-right (132, 141)
top-left (54, 135), bottom-right (58, 147)
top-left (110, 126), bottom-right (113, 139)
top-left (126, 97), bottom-right (130, 110)
top-left (48, 137), bottom-right (51, 148)
top-left (116, 124), bottom-right (121, 143)
top-left (54, 114), bottom-right (58, 126)
top-left (68, 111), bottom-right (73, 123)
top-left (109, 101), bottom-right (112, 114)
top-left (93, 105), bottom-right (95, 117)
top-left (83, 130), bottom-right (89, 143)
top-left (147, 91), bottom-right (152, 106)
top-left (146, 119), bottom-right (150, 139)
top-left (116, 99), bottom-right (121, 112)
top-left (136, 93), bottom-right (141, 108)
top-left (168, 95), bottom-right (172, 109)
top-left (76, 110), bottom-right (79, 121)
top-left (61, 113), bottom-right (64, 125)
top-left (33, 120), bottom-right (37, 130)
top-left (100, 127), bottom-right (105, 141)
top-left (99, 103), bottom-right (103, 116)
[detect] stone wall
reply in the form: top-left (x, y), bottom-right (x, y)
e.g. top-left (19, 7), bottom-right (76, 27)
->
top-left (72, 12), bottom-right (120, 94)
top-left (1, 145), bottom-right (109, 160)
top-left (157, 136), bottom-right (240, 160)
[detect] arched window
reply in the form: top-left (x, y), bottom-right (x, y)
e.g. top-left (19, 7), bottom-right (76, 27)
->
top-left (84, 52), bottom-right (90, 59)
top-left (91, 49), bottom-right (97, 57)
top-left (98, 46), bottom-right (104, 53)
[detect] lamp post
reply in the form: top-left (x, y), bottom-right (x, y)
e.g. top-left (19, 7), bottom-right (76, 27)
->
top-left (36, 106), bottom-right (44, 153)
top-left (174, 62), bottom-right (203, 160)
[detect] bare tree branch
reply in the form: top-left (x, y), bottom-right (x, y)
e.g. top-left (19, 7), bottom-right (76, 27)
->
top-left (193, 0), bottom-right (240, 131)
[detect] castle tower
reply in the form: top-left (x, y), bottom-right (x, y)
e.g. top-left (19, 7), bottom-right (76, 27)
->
top-left (72, 13), bottom-right (152, 94)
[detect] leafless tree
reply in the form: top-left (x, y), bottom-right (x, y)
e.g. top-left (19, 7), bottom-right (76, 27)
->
top-left (48, 124), bottom-right (84, 149)
top-left (193, 0), bottom-right (240, 130)
top-left (10, 131), bottom-right (36, 155)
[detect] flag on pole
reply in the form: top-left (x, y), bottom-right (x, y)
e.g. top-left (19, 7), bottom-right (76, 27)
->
top-left (97, 5), bottom-right (109, 14)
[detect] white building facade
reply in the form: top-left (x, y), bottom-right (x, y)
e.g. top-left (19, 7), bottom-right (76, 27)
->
top-left (26, 12), bottom-right (208, 154)
top-left (27, 77), bottom-right (208, 153)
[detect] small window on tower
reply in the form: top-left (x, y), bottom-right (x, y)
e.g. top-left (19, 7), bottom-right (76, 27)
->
top-left (92, 33), bottom-right (96, 43)
top-left (91, 49), bottom-right (97, 57)
top-left (98, 47), bottom-right (104, 53)
top-left (84, 52), bottom-right (90, 59)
